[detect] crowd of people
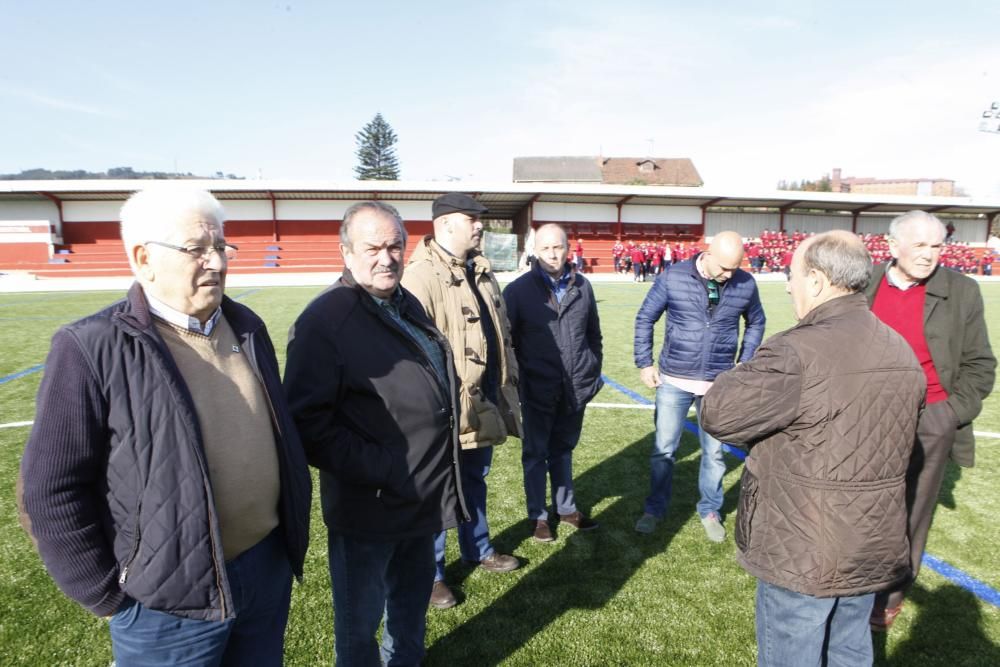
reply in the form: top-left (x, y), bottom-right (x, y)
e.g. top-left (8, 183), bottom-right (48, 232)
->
top-left (611, 239), bottom-right (701, 282)
top-left (17, 190), bottom-right (997, 666)
top-left (743, 229), bottom-right (997, 276)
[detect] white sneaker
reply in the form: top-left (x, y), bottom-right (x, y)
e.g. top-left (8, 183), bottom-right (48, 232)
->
top-left (701, 512), bottom-right (726, 543)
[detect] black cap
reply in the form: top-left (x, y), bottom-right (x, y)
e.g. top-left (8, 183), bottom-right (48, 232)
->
top-left (432, 192), bottom-right (488, 220)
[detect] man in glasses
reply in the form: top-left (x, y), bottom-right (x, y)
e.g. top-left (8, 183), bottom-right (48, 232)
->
top-left (20, 187), bottom-right (311, 665)
top-left (633, 230), bottom-right (765, 541)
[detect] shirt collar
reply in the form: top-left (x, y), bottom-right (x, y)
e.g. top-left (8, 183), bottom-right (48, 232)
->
top-left (145, 291), bottom-right (222, 335)
top-left (369, 288), bottom-right (404, 309)
top-left (885, 261), bottom-right (920, 291)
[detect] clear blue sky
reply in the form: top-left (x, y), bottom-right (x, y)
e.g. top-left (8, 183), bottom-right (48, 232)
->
top-left (2, 1), bottom-right (998, 196)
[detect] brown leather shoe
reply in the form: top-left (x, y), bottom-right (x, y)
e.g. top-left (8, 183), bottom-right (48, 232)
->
top-left (478, 551), bottom-right (520, 573)
top-left (559, 511), bottom-right (599, 531)
top-left (429, 580), bottom-right (457, 610)
top-left (533, 520), bottom-right (554, 542)
top-left (870, 603), bottom-right (903, 631)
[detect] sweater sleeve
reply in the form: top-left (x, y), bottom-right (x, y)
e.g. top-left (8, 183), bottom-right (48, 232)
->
top-left (20, 328), bottom-right (125, 617)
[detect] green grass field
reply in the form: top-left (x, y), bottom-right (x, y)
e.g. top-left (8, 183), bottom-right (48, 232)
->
top-left (1, 281), bottom-right (998, 666)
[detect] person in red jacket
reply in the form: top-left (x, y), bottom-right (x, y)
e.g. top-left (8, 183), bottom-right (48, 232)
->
top-left (612, 238), bottom-right (625, 273)
top-left (629, 244), bottom-right (646, 282)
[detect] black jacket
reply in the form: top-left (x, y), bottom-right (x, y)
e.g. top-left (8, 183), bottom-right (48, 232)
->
top-left (20, 283), bottom-right (311, 620)
top-left (284, 271), bottom-right (467, 540)
top-left (503, 262), bottom-right (603, 413)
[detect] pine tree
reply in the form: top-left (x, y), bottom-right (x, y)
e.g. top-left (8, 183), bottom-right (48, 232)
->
top-left (354, 113), bottom-right (400, 180)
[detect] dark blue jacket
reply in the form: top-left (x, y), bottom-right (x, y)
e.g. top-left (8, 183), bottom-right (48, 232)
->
top-left (634, 254), bottom-right (766, 380)
top-left (20, 283), bottom-right (312, 620)
top-left (503, 262), bottom-right (603, 414)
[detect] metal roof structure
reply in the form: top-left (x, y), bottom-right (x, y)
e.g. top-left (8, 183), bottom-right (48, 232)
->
top-left (1, 179), bottom-right (999, 221)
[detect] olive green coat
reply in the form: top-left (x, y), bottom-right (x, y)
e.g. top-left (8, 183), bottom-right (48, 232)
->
top-left (866, 263), bottom-right (996, 466)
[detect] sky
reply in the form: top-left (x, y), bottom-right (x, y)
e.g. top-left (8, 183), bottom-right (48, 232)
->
top-left (2, 1), bottom-right (999, 197)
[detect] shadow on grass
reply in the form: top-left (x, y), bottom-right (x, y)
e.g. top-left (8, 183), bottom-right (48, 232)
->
top-left (873, 583), bottom-right (1000, 666)
top-left (426, 433), bottom-right (743, 665)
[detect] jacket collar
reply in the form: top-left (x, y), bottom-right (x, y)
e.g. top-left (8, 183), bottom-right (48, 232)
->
top-left (415, 235), bottom-right (490, 281)
top-left (532, 258), bottom-right (577, 289)
top-left (797, 291), bottom-right (869, 327)
top-left (122, 281), bottom-right (260, 337)
top-left (877, 261), bottom-right (949, 299)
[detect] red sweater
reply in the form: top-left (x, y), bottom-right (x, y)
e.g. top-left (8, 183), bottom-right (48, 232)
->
top-left (871, 275), bottom-right (948, 404)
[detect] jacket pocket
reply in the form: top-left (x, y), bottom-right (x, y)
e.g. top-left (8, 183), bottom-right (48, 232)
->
top-left (735, 468), bottom-right (759, 552)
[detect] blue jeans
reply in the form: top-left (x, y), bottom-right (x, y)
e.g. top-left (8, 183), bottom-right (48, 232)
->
top-left (435, 446), bottom-right (494, 579)
top-left (756, 580), bottom-right (874, 667)
top-left (109, 529), bottom-right (292, 667)
top-left (645, 378), bottom-right (725, 519)
top-left (521, 404), bottom-right (585, 520)
top-left (327, 531), bottom-right (435, 667)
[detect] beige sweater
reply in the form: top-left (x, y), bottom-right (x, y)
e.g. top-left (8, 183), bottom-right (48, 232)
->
top-left (156, 316), bottom-right (280, 560)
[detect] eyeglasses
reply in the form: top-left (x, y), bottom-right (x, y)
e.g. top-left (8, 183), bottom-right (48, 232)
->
top-left (145, 241), bottom-right (238, 262)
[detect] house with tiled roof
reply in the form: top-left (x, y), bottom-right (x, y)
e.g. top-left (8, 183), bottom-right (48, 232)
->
top-left (512, 156), bottom-right (702, 187)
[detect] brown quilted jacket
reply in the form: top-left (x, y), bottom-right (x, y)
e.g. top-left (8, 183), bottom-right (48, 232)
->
top-left (702, 293), bottom-right (925, 597)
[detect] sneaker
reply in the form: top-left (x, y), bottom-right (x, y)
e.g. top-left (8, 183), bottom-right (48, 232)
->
top-left (559, 511), bottom-right (599, 531)
top-left (634, 513), bottom-right (659, 534)
top-left (533, 520), bottom-right (554, 542)
top-left (701, 512), bottom-right (726, 543)
top-left (429, 581), bottom-right (457, 610)
top-left (478, 551), bottom-right (520, 573)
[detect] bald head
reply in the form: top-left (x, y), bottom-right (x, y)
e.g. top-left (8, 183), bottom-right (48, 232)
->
top-left (701, 230), bottom-right (745, 283)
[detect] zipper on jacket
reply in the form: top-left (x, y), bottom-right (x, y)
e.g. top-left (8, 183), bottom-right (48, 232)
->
top-left (118, 496), bottom-right (143, 585)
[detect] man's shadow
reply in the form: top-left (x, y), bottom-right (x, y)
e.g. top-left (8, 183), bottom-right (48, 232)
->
top-left (426, 432), bottom-right (743, 665)
top-left (872, 583), bottom-right (1000, 666)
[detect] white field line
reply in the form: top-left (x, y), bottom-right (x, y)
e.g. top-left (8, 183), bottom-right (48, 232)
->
top-left (4, 413), bottom-right (1000, 441)
top-left (0, 420), bottom-right (34, 429)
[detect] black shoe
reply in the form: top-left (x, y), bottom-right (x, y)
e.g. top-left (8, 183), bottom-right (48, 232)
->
top-left (559, 511), bottom-right (599, 531)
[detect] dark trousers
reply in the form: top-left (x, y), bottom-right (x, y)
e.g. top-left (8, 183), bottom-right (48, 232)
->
top-left (875, 400), bottom-right (957, 612)
top-left (328, 531), bottom-right (435, 666)
top-left (521, 403), bottom-right (585, 521)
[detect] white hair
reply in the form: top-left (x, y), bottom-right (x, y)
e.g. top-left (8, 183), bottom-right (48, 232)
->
top-left (888, 210), bottom-right (947, 241)
top-left (119, 187), bottom-right (226, 273)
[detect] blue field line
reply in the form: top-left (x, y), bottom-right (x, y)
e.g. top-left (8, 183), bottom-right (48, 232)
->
top-left (231, 288), bottom-right (261, 301)
top-left (599, 374), bottom-right (747, 460)
top-left (0, 364), bottom-right (45, 386)
top-left (923, 554), bottom-right (1000, 608)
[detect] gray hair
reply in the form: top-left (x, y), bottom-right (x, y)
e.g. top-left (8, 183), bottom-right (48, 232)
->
top-left (119, 187), bottom-right (226, 272)
top-left (803, 231), bottom-right (872, 293)
top-left (888, 210), bottom-right (947, 241)
top-left (340, 201), bottom-right (407, 247)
